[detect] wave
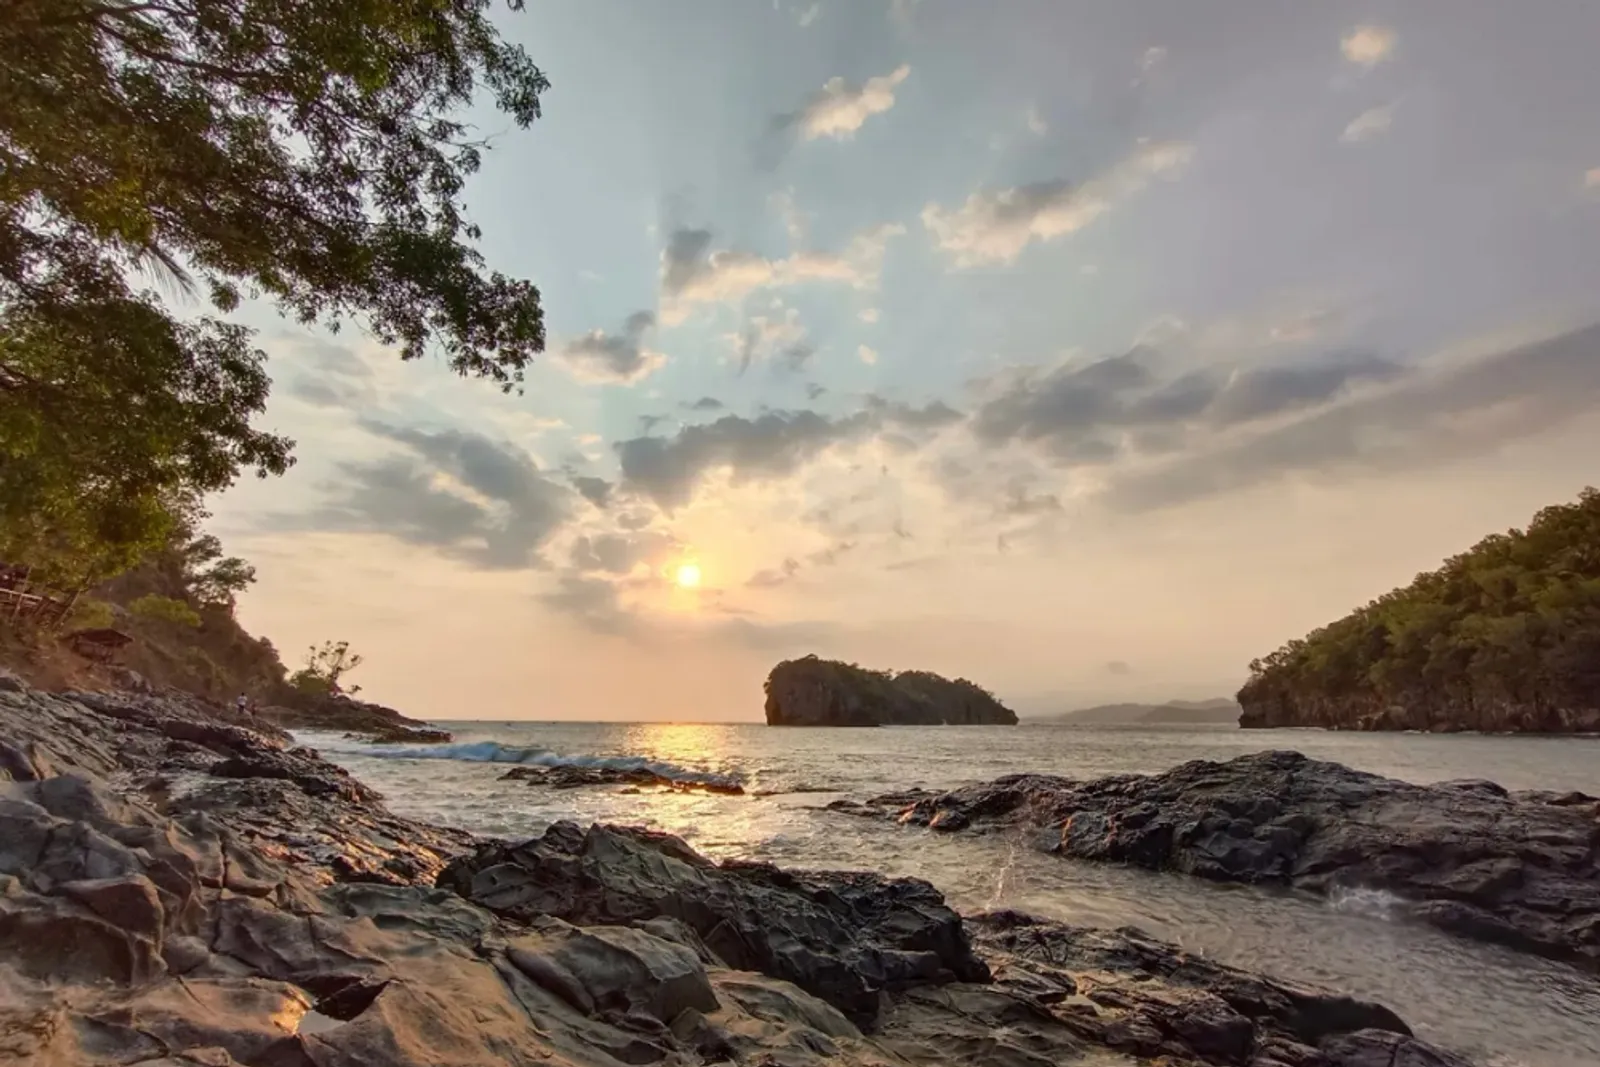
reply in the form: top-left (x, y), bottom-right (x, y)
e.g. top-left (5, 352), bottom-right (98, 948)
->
top-left (350, 739), bottom-right (742, 789)
top-left (1325, 884), bottom-right (1408, 920)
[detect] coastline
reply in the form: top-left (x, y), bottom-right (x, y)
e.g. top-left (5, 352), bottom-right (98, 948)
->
top-left (0, 673), bottom-right (1480, 1067)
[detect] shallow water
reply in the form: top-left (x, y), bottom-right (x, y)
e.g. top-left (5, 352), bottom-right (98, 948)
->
top-left (302, 721), bottom-right (1600, 1067)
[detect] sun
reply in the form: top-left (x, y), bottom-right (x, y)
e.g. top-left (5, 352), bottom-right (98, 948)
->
top-left (673, 563), bottom-right (702, 589)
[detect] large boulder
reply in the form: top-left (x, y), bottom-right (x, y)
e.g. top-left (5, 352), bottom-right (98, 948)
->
top-left (437, 820), bottom-right (991, 1025)
top-left (764, 655), bottom-right (1017, 726)
top-left (867, 750), bottom-right (1600, 969)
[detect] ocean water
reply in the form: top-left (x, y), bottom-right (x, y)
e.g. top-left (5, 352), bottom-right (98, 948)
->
top-left (302, 721), bottom-right (1600, 1067)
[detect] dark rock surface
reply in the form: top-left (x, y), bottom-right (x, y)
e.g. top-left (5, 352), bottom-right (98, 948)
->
top-left (0, 680), bottom-right (1477, 1066)
top-left (765, 654), bottom-right (1017, 726)
top-left (439, 820), bottom-right (991, 1024)
top-left (257, 691), bottom-right (453, 741)
top-left (500, 763), bottom-right (746, 795)
top-left (859, 750), bottom-right (1600, 969)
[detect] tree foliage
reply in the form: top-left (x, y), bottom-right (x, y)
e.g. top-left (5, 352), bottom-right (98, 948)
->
top-left (1240, 488), bottom-right (1600, 727)
top-left (129, 593), bottom-right (201, 628)
top-left (1, 0), bottom-right (549, 582)
top-left (290, 639), bottom-right (364, 697)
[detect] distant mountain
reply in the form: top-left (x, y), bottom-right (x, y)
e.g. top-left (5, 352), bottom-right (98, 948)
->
top-left (1042, 698), bottom-right (1240, 726)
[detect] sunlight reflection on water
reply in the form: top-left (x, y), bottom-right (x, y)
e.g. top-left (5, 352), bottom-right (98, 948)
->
top-left (304, 721), bottom-right (1600, 1067)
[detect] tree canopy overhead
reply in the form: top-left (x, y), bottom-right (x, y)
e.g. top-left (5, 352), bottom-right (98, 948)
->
top-left (1, 0), bottom-right (550, 583)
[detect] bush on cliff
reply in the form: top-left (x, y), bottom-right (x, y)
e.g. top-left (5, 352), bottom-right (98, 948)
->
top-left (1239, 487), bottom-right (1600, 729)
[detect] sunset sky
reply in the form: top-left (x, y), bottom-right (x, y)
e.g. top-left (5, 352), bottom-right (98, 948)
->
top-left (212, 0), bottom-right (1600, 721)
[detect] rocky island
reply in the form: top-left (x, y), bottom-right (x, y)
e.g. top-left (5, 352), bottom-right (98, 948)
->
top-left (764, 655), bottom-right (1018, 726)
top-left (1238, 487), bottom-right (1600, 732)
top-left (0, 672), bottom-right (1474, 1066)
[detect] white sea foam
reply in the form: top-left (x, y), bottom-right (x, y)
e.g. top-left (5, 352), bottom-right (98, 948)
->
top-left (1325, 884), bottom-right (1408, 920)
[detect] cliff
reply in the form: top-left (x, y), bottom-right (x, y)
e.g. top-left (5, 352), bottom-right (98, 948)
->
top-left (764, 655), bottom-right (1018, 726)
top-left (1239, 487), bottom-right (1600, 733)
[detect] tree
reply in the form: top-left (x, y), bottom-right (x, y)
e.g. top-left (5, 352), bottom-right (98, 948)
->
top-left (179, 530), bottom-right (256, 610)
top-left (1, 0), bottom-right (549, 581)
top-left (290, 639), bottom-right (364, 697)
top-left (129, 593), bottom-right (201, 628)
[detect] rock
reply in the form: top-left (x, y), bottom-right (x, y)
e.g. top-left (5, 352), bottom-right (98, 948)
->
top-left (209, 747), bottom-right (375, 804)
top-left (342, 722), bottom-right (453, 744)
top-left (0, 674), bottom-right (1480, 1067)
top-left (764, 654), bottom-right (1017, 726)
top-left (255, 693), bottom-right (444, 738)
top-left (870, 750), bottom-right (1600, 969)
top-left (499, 763), bottom-right (745, 795)
top-left (506, 919), bottom-right (719, 1021)
top-left (438, 820), bottom-right (992, 1025)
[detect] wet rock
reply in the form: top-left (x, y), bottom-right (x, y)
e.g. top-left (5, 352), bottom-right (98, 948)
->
top-left (0, 677), bottom-right (1481, 1067)
top-left (500, 763), bottom-right (745, 795)
top-left (869, 750), bottom-right (1600, 969)
top-left (209, 747), bottom-right (375, 804)
top-left (342, 722), bottom-right (453, 744)
top-left (438, 820), bottom-right (991, 1025)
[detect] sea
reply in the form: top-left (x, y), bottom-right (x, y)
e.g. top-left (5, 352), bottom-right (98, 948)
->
top-left (300, 721), bottom-right (1600, 1067)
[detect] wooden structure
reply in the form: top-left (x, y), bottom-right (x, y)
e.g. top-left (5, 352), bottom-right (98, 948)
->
top-left (0, 564), bottom-right (77, 631)
top-left (64, 628), bottom-right (134, 664)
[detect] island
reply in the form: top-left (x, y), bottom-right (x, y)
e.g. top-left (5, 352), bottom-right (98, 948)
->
top-left (764, 655), bottom-right (1018, 726)
top-left (1239, 487), bottom-right (1600, 733)
top-left (1042, 697), bottom-right (1240, 725)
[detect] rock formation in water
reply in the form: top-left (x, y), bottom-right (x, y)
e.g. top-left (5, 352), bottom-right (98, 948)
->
top-left (1238, 486), bottom-right (1600, 733)
top-left (261, 691), bottom-right (453, 742)
top-left (764, 655), bottom-right (1018, 726)
top-left (842, 750), bottom-right (1600, 970)
top-left (501, 763), bottom-right (746, 795)
top-left (0, 671), bottom-right (1474, 1066)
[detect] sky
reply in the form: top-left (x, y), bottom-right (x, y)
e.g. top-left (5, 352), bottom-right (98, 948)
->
top-left (211, 0), bottom-right (1600, 722)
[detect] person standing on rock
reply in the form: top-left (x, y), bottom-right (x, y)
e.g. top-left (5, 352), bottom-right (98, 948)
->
top-left (236, 692), bottom-right (252, 718)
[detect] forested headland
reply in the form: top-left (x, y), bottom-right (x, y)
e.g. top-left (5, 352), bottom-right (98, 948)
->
top-left (1238, 487), bottom-right (1600, 732)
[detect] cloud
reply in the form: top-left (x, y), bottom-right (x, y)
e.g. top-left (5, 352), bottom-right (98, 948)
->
top-left (558, 311), bottom-right (667, 384)
top-left (311, 423), bottom-right (573, 569)
top-left (1025, 105), bottom-right (1048, 136)
top-left (1100, 323), bottom-right (1600, 512)
top-left (1585, 167), bottom-right (1600, 189)
top-left (285, 341), bottom-right (377, 408)
top-left (1341, 25), bottom-right (1396, 67)
top-left (1105, 660), bottom-right (1133, 676)
top-left (683, 397), bottom-right (725, 411)
top-left (1342, 104), bottom-right (1394, 143)
top-left (1142, 46), bottom-right (1167, 71)
top-left (778, 65), bottom-right (910, 141)
top-left (727, 307), bottom-right (813, 373)
top-left (659, 224), bottom-right (903, 324)
top-left (970, 347), bottom-right (1404, 464)
top-left (796, 2), bottom-right (820, 27)
top-left (572, 476), bottom-right (613, 507)
top-left (615, 399), bottom-right (962, 509)
top-left (922, 142), bottom-right (1193, 266)
top-left (747, 557), bottom-right (801, 588)
top-left (859, 308), bottom-right (880, 324)
top-left (538, 574), bottom-right (633, 635)
top-left (858, 344), bottom-right (879, 365)
top-left (570, 530), bottom-right (678, 575)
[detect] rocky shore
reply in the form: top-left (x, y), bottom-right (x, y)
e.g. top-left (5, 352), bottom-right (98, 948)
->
top-left (840, 750), bottom-right (1600, 970)
top-left (0, 675), bottom-right (1474, 1066)
top-left (257, 691), bottom-right (454, 743)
